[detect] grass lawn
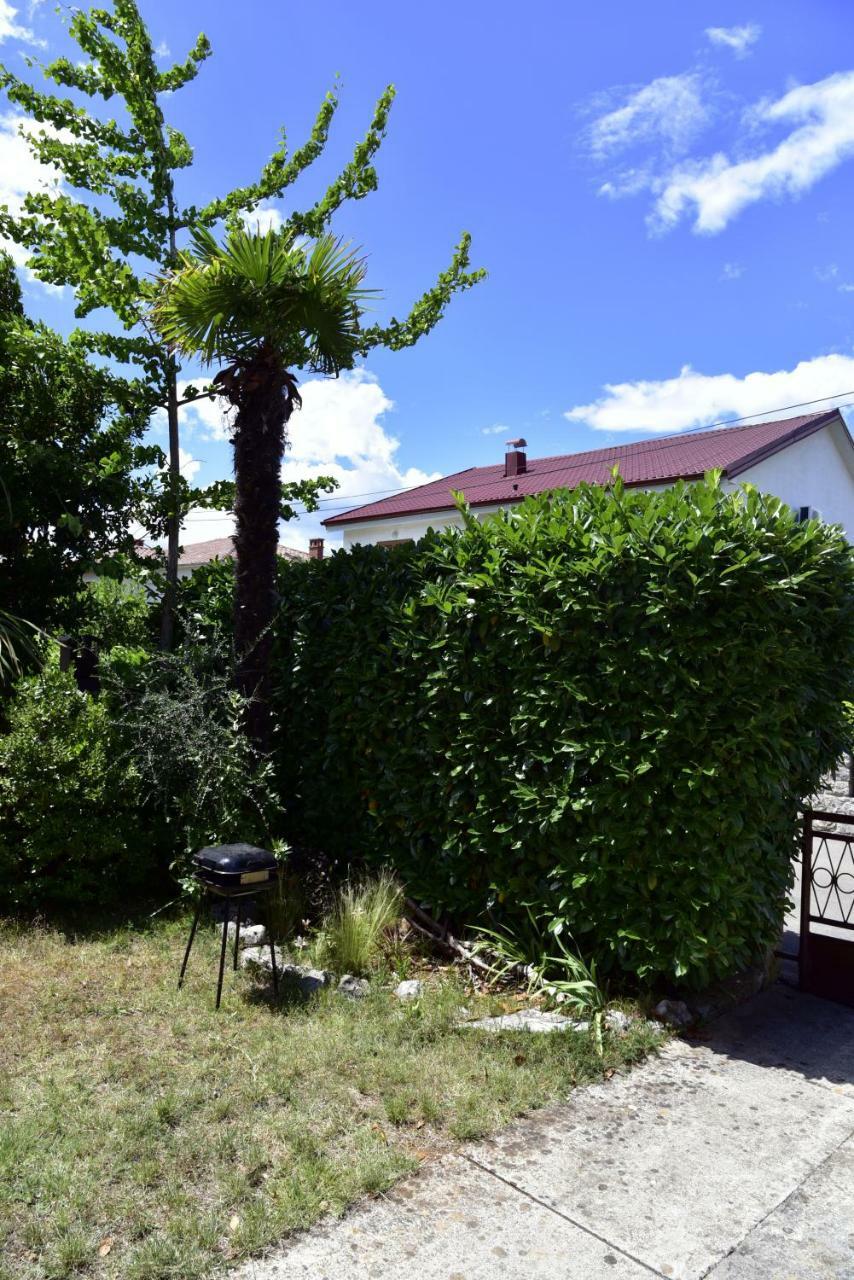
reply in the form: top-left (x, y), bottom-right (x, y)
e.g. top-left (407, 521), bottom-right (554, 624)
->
top-left (0, 915), bottom-right (663, 1280)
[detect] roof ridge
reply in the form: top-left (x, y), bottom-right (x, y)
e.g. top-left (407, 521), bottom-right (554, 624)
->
top-left (525, 408), bottom-right (835, 470)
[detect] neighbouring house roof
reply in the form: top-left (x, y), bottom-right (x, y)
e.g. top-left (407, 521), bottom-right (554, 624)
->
top-left (179, 536), bottom-right (308, 566)
top-left (324, 409), bottom-right (850, 528)
top-left (134, 536), bottom-right (308, 564)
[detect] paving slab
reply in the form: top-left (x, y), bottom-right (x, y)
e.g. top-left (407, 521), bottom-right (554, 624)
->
top-left (230, 1154), bottom-right (654, 1279)
top-left (708, 1134), bottom-right (854, 1279)
top-left (703, 983), bottom-right (854, 1097)
top-left (467, 1032), bottom-right (854, 1279)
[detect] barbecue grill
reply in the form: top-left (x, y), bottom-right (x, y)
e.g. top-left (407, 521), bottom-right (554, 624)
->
top-left (178, 843), bottom-right (280, 1008)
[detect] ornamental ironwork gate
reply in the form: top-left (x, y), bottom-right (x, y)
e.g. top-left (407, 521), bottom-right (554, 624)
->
top-left (799, 810), bottom-right (854, 1007)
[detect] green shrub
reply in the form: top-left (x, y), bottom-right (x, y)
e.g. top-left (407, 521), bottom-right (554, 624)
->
top-left (268, 478), bottom-right (854, 989)
top-left (76, 573), bottom-right (154, 651)
top-left (105, 646), bottom-right (278, 889)
top-left (0, 667), bottom-right (155, 910)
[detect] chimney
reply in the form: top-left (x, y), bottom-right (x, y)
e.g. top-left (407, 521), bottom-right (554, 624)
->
top-left (504, 437), bottom-right (527, 478)
top-left (309, 537), bottom-right (325, 560)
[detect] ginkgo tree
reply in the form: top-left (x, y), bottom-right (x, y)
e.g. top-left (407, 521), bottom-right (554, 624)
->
top-left (0, 0), bottom-right (469, 647)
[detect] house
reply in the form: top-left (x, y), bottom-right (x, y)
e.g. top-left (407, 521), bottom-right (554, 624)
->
top-left (168, 536), bottom-right (312, 579)
top-left (83, 535), bottom-right (314, 587)
top-left (130, 535), bottom-right (314, 579)
top-left (323, 409), bottom-right (854, 547)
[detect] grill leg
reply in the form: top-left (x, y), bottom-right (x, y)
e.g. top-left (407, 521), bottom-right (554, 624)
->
top-left (215, 897), bottom-right (230, 1010)
top-left (232, 899), bottom-right (242, 971)
top-left (268, 929), bottom-right (279, 998)
top-left (178, 897), bottom-right (203, 990)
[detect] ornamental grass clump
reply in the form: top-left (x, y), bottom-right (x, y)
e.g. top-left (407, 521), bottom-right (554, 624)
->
top-left (315, 871), bottom-right (404, 975)
top-left (207, 476), bottom-right (854, 991)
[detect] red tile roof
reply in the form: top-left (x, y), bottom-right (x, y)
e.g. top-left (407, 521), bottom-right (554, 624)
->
top-left (324, 410), bottom-right (848, 528)
top-left (178, 536), bottom-right (308, 564)
top-left (133, 537), bottom-right (309, 563)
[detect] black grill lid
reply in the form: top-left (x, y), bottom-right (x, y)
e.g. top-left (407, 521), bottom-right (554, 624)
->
top-left (193, 843), bottom-right (278, 886)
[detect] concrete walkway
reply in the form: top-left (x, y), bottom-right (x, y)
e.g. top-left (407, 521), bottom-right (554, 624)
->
top-left (232, 985), bottom-right (854, 1280)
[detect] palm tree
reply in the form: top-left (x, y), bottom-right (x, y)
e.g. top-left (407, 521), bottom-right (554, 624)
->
top-left (152, 223), bottom-right (373, 746)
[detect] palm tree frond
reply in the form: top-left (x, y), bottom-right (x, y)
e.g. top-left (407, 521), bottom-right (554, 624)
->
top-left (152, 225), bottom-right (378, 372)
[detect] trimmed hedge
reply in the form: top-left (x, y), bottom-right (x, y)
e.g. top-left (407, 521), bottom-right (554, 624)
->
top-left (189, 478), bottom-right (854, 987)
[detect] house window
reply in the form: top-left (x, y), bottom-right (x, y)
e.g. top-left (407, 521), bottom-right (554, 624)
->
top-left (377, 538), bottom-right (413, 548)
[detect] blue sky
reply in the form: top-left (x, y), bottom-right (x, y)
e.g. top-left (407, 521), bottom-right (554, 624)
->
top-left (4, 0), bottom-right (854, 547)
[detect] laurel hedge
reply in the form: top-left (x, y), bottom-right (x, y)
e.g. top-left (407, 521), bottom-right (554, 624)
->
top-left (191, 477), bottom-right (854, 987)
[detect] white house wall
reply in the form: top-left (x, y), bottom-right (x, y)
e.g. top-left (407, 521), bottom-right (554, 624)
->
top-left (339, 503), bottom-right (508, 548)
top-left (722, 418), bottom-right (854, 541)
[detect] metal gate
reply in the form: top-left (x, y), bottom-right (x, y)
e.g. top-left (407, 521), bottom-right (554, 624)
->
top-left (799, 809), bottom-right (854, 1007)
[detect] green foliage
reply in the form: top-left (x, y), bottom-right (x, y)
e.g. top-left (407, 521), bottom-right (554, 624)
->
top-left (106, 647), bottom-right (278, 888)
top-left (1, 2), bottom-right (484, 588)
top-left (260, 479), bottom-right (854, 990)
top-left (0, 251), bottom-right (160, 637)
top-left (0, 668), bottom-right (152, 910)
top-left (315, 871), bottom-right (404, 975)
top-left (77, 574), bottom-right (154, 650)
top-left (194, 473), bottom-right (338, 523)
top-left (0, 609), bottom-right (40, 682)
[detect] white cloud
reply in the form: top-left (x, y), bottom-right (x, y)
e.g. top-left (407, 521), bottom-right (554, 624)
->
top-left (175, 384), bottom-right (235, 440)
top-left (652, 70), bottom-right (854, 234)
top-left (180, 508), bottom-right (234, 544)
top-left (156, 445), bottom-right (200, 482)
top-left (705, 23), bottom-right (761, 58)
top-left (0, 112), bottom-right (67, 289)
top-left (565, 351), bottom-right (854, 434)
top-left (280, 369), bottom-right (439, 510)
top-left (240, 203), bottom-right (284, 234)
top-left (0, 0), bottom-right (42, 45)
top-left (481, 423), bottom-right (510, 435)
top-left (721, 262), bottom-right (745, 280)
top-left (589, 73), bottom-right (710, 157)
top-left (178, 447), bottom-right (201, 482)
top-left (154, 40), bottom-right (169, 60)
top-left (175, 368), bottom-right (437, 547)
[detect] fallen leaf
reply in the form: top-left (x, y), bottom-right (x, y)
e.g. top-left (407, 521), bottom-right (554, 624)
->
top-left (229, 1215), bottom-right (240, 1232)
top-left (98, 1238), bottom-right (113, 1257)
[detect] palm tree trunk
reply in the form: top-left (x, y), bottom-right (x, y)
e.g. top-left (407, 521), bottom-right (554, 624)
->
top-left (232, 346), bottom-right (292, 749)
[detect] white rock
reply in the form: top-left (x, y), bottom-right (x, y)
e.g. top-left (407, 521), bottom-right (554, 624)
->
top-left (227, 922), bottom-right (267, 948)
top-left (240, 946), bottom-right (272, 972)
top-left (337, 974), bottom-right (370, 999)
top-left (463, 1009), bottom-right (586, 1034)
top-left (604, 1009), bottom-right (634, 1033)
top-left (653, 998), bottom-right (693, 1029)
top-left (283, 964), bottom-right (331, 995)
top-left (394, 979), bottom-right (424, 1001)
top-left (240, 951), bottom-right (330, 995)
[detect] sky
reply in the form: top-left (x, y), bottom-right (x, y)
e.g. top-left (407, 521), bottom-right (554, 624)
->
top-left (4, 0), bottom-right (854, 548)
